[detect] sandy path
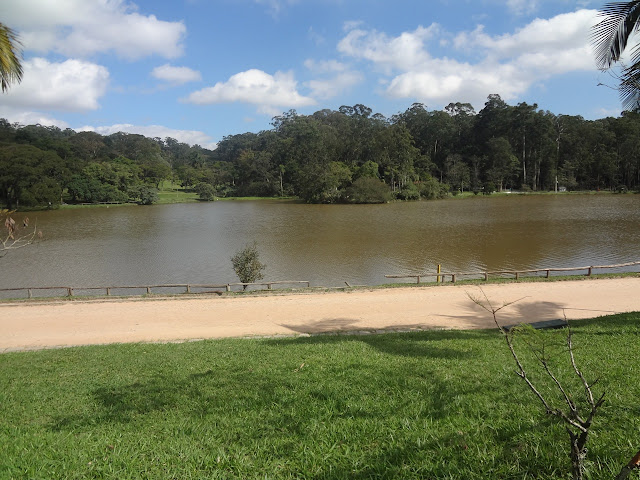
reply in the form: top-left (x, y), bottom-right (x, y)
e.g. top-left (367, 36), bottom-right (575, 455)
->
top-left (1, 277), bottom-right (639, 352)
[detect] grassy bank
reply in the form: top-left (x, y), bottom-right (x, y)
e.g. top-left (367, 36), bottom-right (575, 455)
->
top-left (1, 313), bottom-right (638, 479)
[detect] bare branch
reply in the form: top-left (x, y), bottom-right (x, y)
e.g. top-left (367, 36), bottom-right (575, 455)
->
top-left (1, 212), bottom-right (41, 258)
top-left (469, 287), bottom-right (605, 480)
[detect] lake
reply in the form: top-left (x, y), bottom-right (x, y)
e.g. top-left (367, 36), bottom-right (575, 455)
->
top-left (2, 194), bottom-right (639, 293)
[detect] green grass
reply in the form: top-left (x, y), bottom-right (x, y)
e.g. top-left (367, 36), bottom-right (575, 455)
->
top-left (155, 189), bottom-right (200, 204)
top-left (1, 313), bottom-right (639, 479)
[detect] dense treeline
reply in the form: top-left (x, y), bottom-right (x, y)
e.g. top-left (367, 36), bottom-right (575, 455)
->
top-left (1, 94), bottom-right (639, 209)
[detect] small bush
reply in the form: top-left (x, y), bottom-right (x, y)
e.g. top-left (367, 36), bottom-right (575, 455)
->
top-left (128, 185), bottom-right (158, 205)
top-left (395, 182), bottom-right (421, 201)
top-left (194, 182), bottom-right (217, 201)
top-left (231, 242), bottom-right (266, 289)
top-left (345, 177), bottom-right (392, 203)
top-left (418, 176), bottom-right (449, 200)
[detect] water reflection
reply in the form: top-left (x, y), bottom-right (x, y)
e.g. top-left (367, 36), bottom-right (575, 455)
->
top-left (2, 194), bottom-right (639, 290)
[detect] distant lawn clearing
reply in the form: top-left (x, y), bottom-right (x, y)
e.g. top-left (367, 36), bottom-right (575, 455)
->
top-left (1, 313), bottom-right (638, 479)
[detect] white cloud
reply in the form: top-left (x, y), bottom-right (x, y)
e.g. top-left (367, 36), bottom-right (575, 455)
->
top-left (1, 58), bottom-right (109, 112)
top-left (78, 124), bottom-right (217, 149)
top-left (338, 9), bottom-right (601, 107)
top-left (184, 69), bottom-right (316, 115)
top-left (4, 0), bottom-right (185, 60)
top-left (0, 107), bottom-right (71, 128)
top-left (505, 0), bottom-right (539, 16)
top-left (343, 20), bottom-right (364, 32)
top-left (338, 25), bottom-right (439, 73)
top-left (455, 10), bottom-right (597, 64)
top-left (304, 59), bottom-right (363, 99)
top-left (151, 64), bottom-right (202, 85)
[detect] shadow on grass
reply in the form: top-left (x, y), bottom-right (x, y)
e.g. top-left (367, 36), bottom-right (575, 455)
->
top-left (264, 326), bottom-right (496, 358)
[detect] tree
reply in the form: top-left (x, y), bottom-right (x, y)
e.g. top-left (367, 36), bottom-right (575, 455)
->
top-left (231, 243), bottom-right (266, 289)
top-left (194, 182), bottom-right (216, 201)
top-left (470, 290), bottom-right (605, 480)
top-left (593, 2), bottom-right (640, 110)
top-left (0, 23), bottom-right (23, 93)
top-left (345, 177), bottom-right (392, 203)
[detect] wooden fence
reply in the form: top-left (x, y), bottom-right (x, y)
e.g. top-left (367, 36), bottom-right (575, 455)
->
top-left (385, 261), bottom-right (640, 284)
top-left (0, 280), bottom-right (311, 300)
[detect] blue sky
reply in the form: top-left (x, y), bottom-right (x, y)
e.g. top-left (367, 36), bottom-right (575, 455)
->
top-left (0, 0), bottom-right (630, 149)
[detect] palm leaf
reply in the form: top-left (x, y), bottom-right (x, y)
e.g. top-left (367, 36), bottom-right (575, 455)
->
top-left (593, 1), bottom-right (640, 68)
top-left (0, 22), bottom-right (23, 93)
top-left (592, 2), bottom-right (640, 110)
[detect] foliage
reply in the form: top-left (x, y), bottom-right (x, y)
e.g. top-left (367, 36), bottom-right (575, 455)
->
top-left (3, 97), bottom-right (640, 210)
top-left (395, 181), bottom-right (421, 200)
top-left (231, 242), bottom-right (266, 288)
top-left (593, 1), bottom-right (640, 110)
top-left (0, 314), bottom-right (638, 478)
top-left (418, 175), bottom-right (449, 199)
top-left (128, 185), bottom-right (158, 205)
top-left (0, 23), bottom-right (22, 93)
top-left (194, 182), bottom-right (216, 201)
top-left (345, 177), bottom-right (392, 203)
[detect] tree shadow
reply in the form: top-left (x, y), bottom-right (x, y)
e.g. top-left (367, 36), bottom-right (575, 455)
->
top-left (263, 325), bottom-right (495, 360)
top-left (280, 317), bottom-right (362, 334)
top-left (50, 370), bottom-right (219, 430)
top-left (439, 294), bottom-right (569, 329)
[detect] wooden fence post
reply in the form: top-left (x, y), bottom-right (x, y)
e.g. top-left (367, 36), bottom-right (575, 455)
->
top-left (452, 274), bottom-right (456, 283)
top-left (67, 288), bottom-right (73, 297)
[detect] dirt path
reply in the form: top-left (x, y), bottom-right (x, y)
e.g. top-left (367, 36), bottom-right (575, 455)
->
top-left (1, 277), bottom-right (639, 352)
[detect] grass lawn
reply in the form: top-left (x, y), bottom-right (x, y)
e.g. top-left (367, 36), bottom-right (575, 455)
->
top-left (1, 313), bottom-right (638, 479)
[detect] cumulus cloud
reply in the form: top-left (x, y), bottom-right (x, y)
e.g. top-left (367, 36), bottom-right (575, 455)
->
top-left (0, 107), bottom-right (71, 129)
top-left (4, 0), bottom-right (185, 59)
top-left (338, 9), bottom-right (600, 107)
top-left (184, 69), bottom-right (315, 115)
top-left (77, 124), bottom-right (217, 149)
top-left (151, 64), bottom-right (202, 85)
top-left (1, 58), bottom-right (110, 112)
top-left (338, 25), bottom-right (439, 73)
top-left (304, 59), bottom-right (363, 99)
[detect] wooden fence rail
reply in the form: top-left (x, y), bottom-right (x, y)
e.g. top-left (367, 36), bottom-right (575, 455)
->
top-left (385, 261), bottom-right (640, 284)
top-left (0, 280), bottom-right (311, 300)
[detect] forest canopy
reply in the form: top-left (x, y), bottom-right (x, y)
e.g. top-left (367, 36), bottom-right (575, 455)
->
top-left (1, 95), bottom-right (639, 209)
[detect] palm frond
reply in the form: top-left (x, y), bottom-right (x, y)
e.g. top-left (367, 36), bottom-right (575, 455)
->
top-left (592, 1), bottom-right (640, 69)
top-left (0, 22), bottom-right (23, 93)
top-left (619, 60), bottom-right (640, 110)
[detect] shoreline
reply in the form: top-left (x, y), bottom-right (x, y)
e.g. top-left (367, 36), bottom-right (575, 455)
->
top-left (4, 189), bottom-right (631, 213)
top-left (2, 277), bottom-right (639, 352)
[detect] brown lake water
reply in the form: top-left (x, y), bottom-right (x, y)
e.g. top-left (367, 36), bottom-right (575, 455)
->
top-left (2, 194), bottom-right (639, 292)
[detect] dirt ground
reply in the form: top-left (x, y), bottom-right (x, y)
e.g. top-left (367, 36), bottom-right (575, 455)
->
top-left (1, 277), bottom-right (639, 352)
